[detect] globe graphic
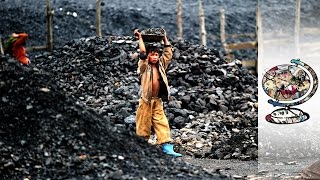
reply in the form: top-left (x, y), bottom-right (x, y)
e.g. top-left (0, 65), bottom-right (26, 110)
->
top-left (262, 65), bottom-right (310, 102)
top-left (261, 59), bottom-right (318, 124)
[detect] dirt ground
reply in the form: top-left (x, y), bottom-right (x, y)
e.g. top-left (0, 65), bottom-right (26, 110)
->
top-left (183, 157), bottom-right (320, 179)
top-left (182, 156), bottom-right (258, 179)
top-left (256, 158), bottom-right (319, 179)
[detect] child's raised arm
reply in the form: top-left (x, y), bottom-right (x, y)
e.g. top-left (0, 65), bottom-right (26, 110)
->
top-left (162, 29), bottom-right (170, 46)
top-left (134, 29), bottom-right (148, 75)
top-left (160, 29), bottom-right (172, 70)
top-left (134, 29), bottom-right (146, 54)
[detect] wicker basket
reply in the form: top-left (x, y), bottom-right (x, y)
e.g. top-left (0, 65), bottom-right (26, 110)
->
top-left (141, 34), bottom-right (164, 42)
top-left (141, 28), bottom-right (165, 42)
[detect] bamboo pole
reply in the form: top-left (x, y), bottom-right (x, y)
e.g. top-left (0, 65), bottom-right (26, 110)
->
top-left (242, 59), bottom-right (257, 68)
top-left (301, 27), bottom-right (320, 35)
top-left (96, 0), bottom-right (102, 37)
top-left (226, 33), bottom-right (256, 39)
top-left (27, 45), bottom-right (48, 52)
top-left (300, 42), bottom-right (320, 49)
top-left (256, 1), bottom-right (263, 53)
top-left (256, 0), bottom-right (262, 73)
top-left (294, 0), bottom-right (301, 57)
top-left (0, 35), bottom-right (4, 55)
top-left (225, 41), bottom-right (257, 50)
top-left (177, 0), bottom-right (183, 40)
top-left (220, 9), bottom-right (226, 47)
top-left (46, 0), bottom-right (53, 51)
top-left (198, 0), bottom-right (206, 46)
top-left (263, 38), bottom-right (291, 44)
top-left (220, 8), bottom-right (231, 58)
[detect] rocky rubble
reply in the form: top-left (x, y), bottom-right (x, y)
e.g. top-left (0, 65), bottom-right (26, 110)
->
top-left (0, 56), bottom-right (230, 179)
top-left (32, 35), bottom-right (258, 160)
top-left (172, 111), bottom-right (257, 160)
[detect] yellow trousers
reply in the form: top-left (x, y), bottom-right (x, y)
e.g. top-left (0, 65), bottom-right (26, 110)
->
top-left (135, 97), bottom-right (172, 144)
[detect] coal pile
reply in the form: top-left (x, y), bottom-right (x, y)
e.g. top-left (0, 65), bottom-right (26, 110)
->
top-left (172, 111), bottom-right (257, 160)
top-left (0, 56), bottom-right (231, 179)
top-left (31, 35), bottom-right (258, 160)
top-left (34, 36), bottom-right (140, 125)
top-left (167, 40), bottom-right (258, 160)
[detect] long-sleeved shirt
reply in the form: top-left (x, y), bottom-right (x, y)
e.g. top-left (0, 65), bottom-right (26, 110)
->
top-left (137, 46), bottom-right (172, 103)
top-left (12, 33), bottom-right (29, 65)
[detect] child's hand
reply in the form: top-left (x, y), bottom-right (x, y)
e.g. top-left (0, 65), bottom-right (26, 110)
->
top-left (162, 29), bottom-right (167, 39)
top-left (26, 58), bottom-right (31, 65)
top-left (163, 29), bottom-right (166, 35)
top-left (134, 29), bottom-right (141, 38)
top-left (12, 33), bottom-right (19, 38)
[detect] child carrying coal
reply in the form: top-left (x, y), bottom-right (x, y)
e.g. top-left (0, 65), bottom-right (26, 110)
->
top-left (134, 29), bottom-right (182, 157)
top-left (4, 32), bottom-right (30, 65)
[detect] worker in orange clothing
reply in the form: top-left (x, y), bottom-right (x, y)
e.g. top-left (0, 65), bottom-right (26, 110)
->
top-left (4, 32), bottom-right (30, 65)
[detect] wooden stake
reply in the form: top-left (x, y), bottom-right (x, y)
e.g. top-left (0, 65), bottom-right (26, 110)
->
top-left (256, 0), bottom-right (262, 73)
top-left (295, 0), bottom-right (301, 57)
top-left (301, 27), bottom-right (320, 35)
top-left (220, 9), bottom-right (226, 47)
top-left (256, 1), bottom-right (263, 52)
top-left (46, 0), bottom-right (53, 51)
top-left (225, 41), bottom-right (257, 50)
top-left (198, 0), bottom-right (207, 46)
top-left (0, 35), bottom-right (4, 55)
top-left (96, 0), bottom-right (102, 37)
top-left (27, 45), bottom-right (48, 52)
top-left (177, 0), bottom-right (183, 40)
top-left (226, 33), bottom-right (256, 39)
top-left (220, 8), bottom-right (232, 59)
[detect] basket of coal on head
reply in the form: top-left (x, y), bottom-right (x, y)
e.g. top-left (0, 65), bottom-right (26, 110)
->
top-left (140, 28), bottom-right (165, 42)
top-left (136, 28), bottom-right (166, 54)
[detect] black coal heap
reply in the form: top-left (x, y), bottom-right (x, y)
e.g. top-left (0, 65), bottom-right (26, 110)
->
top-left (0, 56), bottom-right (227, 179)
top-left (31, 36), bottom-right (257, 161)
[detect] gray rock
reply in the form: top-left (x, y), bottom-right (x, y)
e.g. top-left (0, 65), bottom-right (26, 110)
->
top-left (124, 115), bottom-right (136, 124)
